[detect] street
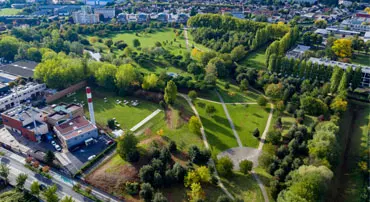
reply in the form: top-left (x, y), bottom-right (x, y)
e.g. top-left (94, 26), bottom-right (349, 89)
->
top-left (0, 147), bottom-right (120, 202)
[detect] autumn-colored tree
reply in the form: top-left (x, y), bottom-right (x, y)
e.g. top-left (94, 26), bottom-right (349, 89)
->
top-left (332, 39), bottom-right (352, 58)
top-left (188, 116), bottom-right (201, 134)
top-left (189, 183), bottom-right (205, 202)
top-left (330, 97), bottom-right (348, 114)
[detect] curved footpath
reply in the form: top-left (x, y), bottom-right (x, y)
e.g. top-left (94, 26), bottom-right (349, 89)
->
top-left (179, 94), bottom-right (234, 200)
top-left (215, 90), bottom-right (273, 202)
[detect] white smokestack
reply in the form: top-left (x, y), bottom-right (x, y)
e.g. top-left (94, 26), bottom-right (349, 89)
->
top-left (86, 87), bottom-right (95, 125)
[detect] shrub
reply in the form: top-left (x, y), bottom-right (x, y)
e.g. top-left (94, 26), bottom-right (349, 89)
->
top-left (125, 182), bottom-right (139, 195)
top-left (168, 141), bottom-right (177, 153)
top-left (257, 95), bottom-right (267, 106)
top-left (107, 119), bottom-right (115, 129)
top-left (32, 161), bottom-right (40, 168)
top-left (25, 157), bottom-right (32, 164)
top-left (42, 166), bottom-right (50, 173)
top-left (216, 156), bottom-right (233, 177)
top-left (188, 90), bottom-right (197, 100)
top-left (85, 186), bottom-right (92, 194)
top-left (253, 128), bottom-right (260, 138)
top-left (217, 195), bottom-right (232, 202)
top-left (239, 160), bottom-right (253, 174)
top-left (140, 183), bottom-right (154, 202)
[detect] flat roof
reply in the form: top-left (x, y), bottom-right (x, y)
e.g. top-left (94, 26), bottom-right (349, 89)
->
top-left (0, 61), bottom-right (38, 78)
top-left (55, 116), bottom-right (96, 140)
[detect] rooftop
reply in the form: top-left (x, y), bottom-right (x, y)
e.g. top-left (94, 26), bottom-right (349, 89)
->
top-left (54, 116), bottom-right (96, 140)
top-left (0, 61), bottom-right (38, 78)
top-left (2, 105), bottom-right (42, 122)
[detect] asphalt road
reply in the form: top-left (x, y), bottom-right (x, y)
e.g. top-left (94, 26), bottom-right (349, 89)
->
top-left (0, 147), bottom-right (120, 202)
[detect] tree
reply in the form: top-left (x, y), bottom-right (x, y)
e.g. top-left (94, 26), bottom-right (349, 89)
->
top-left (142, 74), bottom-right (159, 90)
top-left (42, 185), bottom-right (59, 202)
top-left (265, 83), bottom-right (283, 99)
top-left (117, 132), bottom-right (139, 162)
top-left (27, 47), bottom-right (42, 62)
top-left (205, 105), bottom-right (216, 116)
top-left (30, 181), bottom-right (40, 198)
top-left (332, 38), bottom-right (352, 58)
top-left (208, 57), bottom-right (227, 78)
top-left (0, 36), bottom-right (19, 61)
top-left (115, 64), bottom-right (139, 90)
top-left (61, 196), bottom-right (75, 202)
top-left (107, 119), bottom-right (115, 129)
top-left (189, 183), bottom-right (205, 202)
top-left (267, 130), bottom-right (281, 145)
top-left (216, 156), bottom-right (234, 177)
top-left (164, 80), bottom-right (177, 105)
top-left (200, 51), bottom-right (217, 66)
top-left (188, 90), bottom-right (197, 100)
top-left (189, 116), bottom-right (201, 134)
top-left (240, 79), bottom-right (249, 91)
top-left (44, 150), bottom-right (55, 165)
top-left (239, 160), bottom-right (253, 174)
top-left (105, 39), bottom-right (113, 48)
top-left (230, 45), bottom-right (247, 62)
top-left (139, 183), bottom-right (154, 202)
top-left (15, 173), bottom-right (27, 190)
top-left (330, 66), bottom-right (343, 93)
top-left (204, 63), bottom-right (218, 85)
top-left (314, 19), bottom-right (327, 28)
top-left (153, 192), bottom-right (168, 202)
top-left (253, 128), bottom-right (260, 138)
top-left (300, 96), bottom-right (328, 116)
top-left (257, 95), bottom-right (268, 106)
top-left (133, 39), bottom-right (141, 48)
top-left (0, 163), bottom-right (9, 181)
top-left (337, 72), bottom-right (348, 92)
top-left (330, 97), bottom-right (348, 114)
top-left (94, 63), bottom-right (117, 90)
top-left (217, 195), bottom-right (232, 202)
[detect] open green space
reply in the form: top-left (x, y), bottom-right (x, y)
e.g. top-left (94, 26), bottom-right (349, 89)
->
top-left (280, 113), bottom-right (315, 134)
top-left (53, 87), bottom-right (159, 130)
top-left (0, 8), bottom-right (21, 15)
top-left (352, 54), bottom-right (370, 67)
top-left (199, 80), bottom-right (259, 103)
top-left (239, 45), bottom-right (268, 70)
top-left (195, 100), bottom-right (238, 154)
top-left (332, 101), bottom-right (369, 202)
top-left (221, 172), bottom-right (264, 201)
top-left (227, 104), bottom-right (270, 148)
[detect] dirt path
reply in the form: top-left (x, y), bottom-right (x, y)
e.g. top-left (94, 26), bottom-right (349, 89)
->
top-left (179, 94), bottom-right (234, 200)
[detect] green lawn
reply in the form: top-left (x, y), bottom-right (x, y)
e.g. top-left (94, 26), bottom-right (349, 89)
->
top-left (199, 80), bottom-right (260, 103)
top-left (240, 45), bottom-right (268, 70)
top-left (227, 104), bottom-right (270, 148)
top-left (221, 172), bottom-right (264, 201)
top-left (281, 113), bottom-right (315, 134)
top-left (0, 8), bottom-right (21, 15)
top-left (54, 87), bottom-right (159, 130)
top-left (195, 100), bottom-right (238, 154)
top-left (352, 54), bottom-right (370, 67)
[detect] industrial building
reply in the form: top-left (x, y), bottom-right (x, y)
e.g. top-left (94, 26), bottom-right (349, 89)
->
top-left (72, 6), bottom-right (100, 24)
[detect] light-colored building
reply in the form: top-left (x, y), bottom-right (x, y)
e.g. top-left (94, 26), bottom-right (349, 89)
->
top-left (94, 7), bottom-right (115, 19)
top-left (1, 105), bottom-right (49, 142)
top-left (286, 45), bottom-right (310, 59)
top-left (0, 82), bottom-right (46, 112)
top-left (46, 103), bottom-right (84, 126)
top-left (72, 6), bottom-right (100, 24)
top-left (364, 31), bottom-right (370, 42)
top-left (117, 13), bottom-right (127, 23)
top-left (309, 57), bottom-right (370, 88)
top-left (340, 17), bottom-right (370, 32)
top-left (53, 116), bottom-right (98, 149)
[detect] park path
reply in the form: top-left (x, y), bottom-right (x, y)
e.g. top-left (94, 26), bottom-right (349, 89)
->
top-left (179, 94), bottom-right (234, 200)
top-left (258, 103), bottom-right (274, 150)
top-left (215, 90), bottom-right (271, 202)
top-left (130, 109), bottom-right (161, 132)
top-left (215, 91), bottom-right (243, 147)
top-left (197, 97), bottom-right (257, 105)
top-left (183, 27), bottom-right (190, 51)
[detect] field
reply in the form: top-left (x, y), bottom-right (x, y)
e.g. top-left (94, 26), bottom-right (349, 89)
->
top-left (0, 8), bottom-right (21, 15)
top-left (352, 54), bottom-right (370, 67)
top-left (199, 80), bottom-right (259, 103)
top-left (328, 101), bottom-right (370, 202)
top-left (54, 87), bottom-right (159, 130)
top-left (220, 172), bottom-right (264, 202)
top-left (227, 104), bottom-right (270, 148)
top-left (194, 100), bottom-right (238, 154)
top-left (240, 46), bottom-right (268, 70)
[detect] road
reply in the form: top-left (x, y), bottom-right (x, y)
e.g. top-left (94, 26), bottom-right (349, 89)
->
top-left (0, 148), bottom-right (120, 202)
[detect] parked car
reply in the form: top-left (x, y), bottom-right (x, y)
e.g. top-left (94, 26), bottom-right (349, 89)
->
top-left (106, 140), bottom-right (114, 145)
top-left (51, 141), bottom-right (56, 146)
top-left (39, 184), bottom-right (47, 191)
top-left (88, 155), bottom-right (96, 161)
top-left (54, 144), bottom-right (62, 152)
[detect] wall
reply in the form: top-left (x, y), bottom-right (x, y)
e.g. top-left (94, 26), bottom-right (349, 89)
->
top-left (66, 128), bottom-right (98, 149)
top-left (1, 114), bottom-right (36, 142)
top-left (45, 81), bottom-right (87, 103)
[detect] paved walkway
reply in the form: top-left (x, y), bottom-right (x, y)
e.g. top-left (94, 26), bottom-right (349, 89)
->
top-left (216, 91), bottom-right (243, 147)
top-left (197, 97), bottom-right (257, 105)
top-left (179, 94), bottom-right (234, 200)
top-left (184, 27), bottom-right (190, 51)
top-left (130, 109), bottom-right (161, 132)
top-left (215, 90), bottom-right (271, 202)
top-left (258, 103), bottom-right (274, 150)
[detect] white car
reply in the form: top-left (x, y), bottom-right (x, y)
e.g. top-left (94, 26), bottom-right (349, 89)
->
top-left (51, 141), bottom-right (56, 146)
top-left (88, 155), bottom-right (96, 161)
top-left (54, 144), bottom-right (62, 152)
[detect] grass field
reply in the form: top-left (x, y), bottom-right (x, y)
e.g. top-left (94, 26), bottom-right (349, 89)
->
top-left (333, 101), bottom-right (369, 202)
top-left (227, 104), bottom-right (270, 148)
top-left (54, 87), bottom-right (159, 130)
top-left (221, 172), bottom-right (264, 201)
top-left (352, 54), bottom-right (370, 67)
top-left (199, 80), bottom-right (259, 103)
top-left (240, 45), bottom-right (268, 70)
top-left (195, 100), bottom-right (238, 154)
top-left (0, 8), bottom-right (21, 15)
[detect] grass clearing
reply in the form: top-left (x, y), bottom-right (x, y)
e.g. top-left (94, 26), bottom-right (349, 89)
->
top-left (240, 45), bottom-right (268, 70)
top-left (221, 172), bottom-right (264, 201)
top-left (0, 8), bottom-right (21, 15)
top-left (54, 87), bottom-right (159, 130)
top-left (352, 54), bottom-right (370, 67)
top-left (195, 100), bottom-right (238, 154)
top-left (227, 104), bottom-right (270, 148)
